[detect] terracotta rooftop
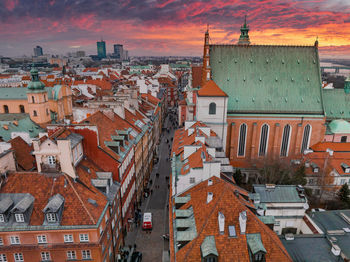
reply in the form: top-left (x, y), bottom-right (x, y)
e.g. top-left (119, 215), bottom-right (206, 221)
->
top-left (9, 136), bottom-right (35, 171)
top-left (197, 80), bottom-right (228, 97)
top-left (170, 177), bottom-right (292, 262)
top-left (191, 66), bottom-right (202, 89)
top-left (1, 160), bottom-right (108, 226)
top-left (311, 142), bottom-right (350, 152)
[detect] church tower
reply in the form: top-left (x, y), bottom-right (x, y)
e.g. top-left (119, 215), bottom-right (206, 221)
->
top-left (238, 15), bottom-right (250, 45)
top-left (201, 25), bottom-right (211, 86)
top-left (27, 66), bottom-right (51, 124)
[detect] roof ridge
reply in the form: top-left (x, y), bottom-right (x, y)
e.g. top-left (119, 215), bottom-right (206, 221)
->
top-left (63, 173), bottom-right (96, 224)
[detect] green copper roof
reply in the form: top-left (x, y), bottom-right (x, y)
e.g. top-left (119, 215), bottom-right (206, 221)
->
top-left (328, 119), bottom-right (350, 134)
top-left (201, 236), bottom-right (218, 257)
top-left (258, 216), bottom-right (275, 225)
top-left (253, 185), bottom-right (305, 203)
top-left (0, 114), bottom-right (44, 141)
top-left (0, 87), bottom-right (51, 100)
top-left (246, 233), bottom-right (266, 255)
top-left (210, 45), bottom-right (323, 114)
top-left (322, 88), bottom-right (350, 120)
top-left (27, 66), bottom-right (45, 90)
top-left (0, 88), bottom-right (27, 100)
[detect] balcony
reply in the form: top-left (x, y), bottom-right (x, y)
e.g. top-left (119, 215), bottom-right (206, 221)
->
top-left (41, 163), bottom-right (61, 173)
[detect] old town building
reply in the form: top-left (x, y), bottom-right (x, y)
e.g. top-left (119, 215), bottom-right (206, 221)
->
top-left (0, 67), bottom-right (72, 125)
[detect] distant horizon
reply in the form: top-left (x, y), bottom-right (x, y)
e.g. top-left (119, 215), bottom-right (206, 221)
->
top-left (1, 0), bottom-right (350, 58)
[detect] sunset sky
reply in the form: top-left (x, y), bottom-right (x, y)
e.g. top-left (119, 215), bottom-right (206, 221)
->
top-left (1, 0), bottom-right (350, 58)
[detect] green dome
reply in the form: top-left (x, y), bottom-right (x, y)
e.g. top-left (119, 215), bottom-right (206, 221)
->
top-left (27, 66), bottom-right (45, 90)
top-left (328, 119), bottom-right (350, 134)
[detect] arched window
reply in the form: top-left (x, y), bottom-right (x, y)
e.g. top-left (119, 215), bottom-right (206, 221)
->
top-left (206, 71), bottom-right (210, 80)
top-left (280, 125), bottom-right (291, 157)
top-left (46, 108), bottom-right (49, 115)
top-left (238, 123), bottom-right (247, 156)
top-left (259, 124), bottom-right (269, 156)
top-left (3, 105), bottom-right (9, 114)
top-left (32, 96), bottom-right (35, 103)
top-left (301, 124), bottom-right (311, 154)
top-left (19, 105), bottom-right (25, 113)
top-left (44, 94), bottom-right (47, 102)
top-left (33, 110), bottom-right (37, 117)
top-left (209, 103), bottom-right (216, 115)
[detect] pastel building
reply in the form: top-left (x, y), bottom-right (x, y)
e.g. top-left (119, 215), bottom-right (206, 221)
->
top-left (0, 67), bottom-right (73, 125)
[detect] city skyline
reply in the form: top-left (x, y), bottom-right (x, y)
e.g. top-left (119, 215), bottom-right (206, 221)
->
top-left (1, 0), bottom-right (350, 58)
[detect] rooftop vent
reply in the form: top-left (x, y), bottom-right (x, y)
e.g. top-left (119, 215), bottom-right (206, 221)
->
top-left (331, 244), bottom-right (341, 256)
top-left (207, 192), bottom-right (213, 204)
top-left (265, 184), bottom-right (275, 190)
top-left (284, 233), bottom-right (294, 241)
top-left (208, 179), bottom-right (213, 186)
top-left (218, 212), bottom-right (225, 235)
top-left (239, 211), bottom-right (247, 234)
top-left (340, 212), bottom-right (350, 225)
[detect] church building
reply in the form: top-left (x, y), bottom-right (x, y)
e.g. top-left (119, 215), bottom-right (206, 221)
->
top-left (0, 66), bottom-right (73, 125)
top-left (195, 18), bottom-right (350, 168)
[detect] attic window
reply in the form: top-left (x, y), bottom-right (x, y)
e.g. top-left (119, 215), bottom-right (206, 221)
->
top-left (15, 214), bottom-right (24, 223)
top-left (46, 213), bottom-right (56, 223)
top-left (228, 225), bottom-right (237, 238)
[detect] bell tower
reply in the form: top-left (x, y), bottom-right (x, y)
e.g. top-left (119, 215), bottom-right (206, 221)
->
top-left (27, 65), bottom-right (51, 124)
top-left (238, 15), bottom-right (250, 45)
top-left (201, 25), bottom-right (211, 87)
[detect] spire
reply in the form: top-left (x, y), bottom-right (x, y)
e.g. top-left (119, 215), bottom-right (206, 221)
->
top-left (238, 15), bottom-right (250, 45)
top-left (201, 25), bottom-right (211, 86)
top-left (314, 36), bottom-right (319, 48)
top-left (27, 64), bottom-right (45, 90)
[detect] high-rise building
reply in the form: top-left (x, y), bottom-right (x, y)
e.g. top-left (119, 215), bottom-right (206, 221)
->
top-left (113, 44), bottom-right (123, 59)
top-left (33, 46), bottom-right (43, 57)
top-left (76, 50), bottom-right (85, 57)
top-left (97, 40), bottom-right (106, 59)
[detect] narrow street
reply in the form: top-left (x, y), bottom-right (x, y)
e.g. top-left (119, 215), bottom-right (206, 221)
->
top-left (124, 111), bottom-right (176, 262)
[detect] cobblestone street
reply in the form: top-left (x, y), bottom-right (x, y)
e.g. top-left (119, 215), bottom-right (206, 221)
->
top-left (124, 112), bottom-right (175, 262)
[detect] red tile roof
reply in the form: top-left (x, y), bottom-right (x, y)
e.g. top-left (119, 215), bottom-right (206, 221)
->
top-left (1, 164), bottom-right (108, 226)
top-left (311, 142), bottom-right (350, 152)
top-left (197, 80), bottom-right (228, 97)
top-left (191, 66), bottom-right (202, 89)
top-left (9, 136), bottom-right (35, 171)
top-left (169, 177), bottom-right (292, 262)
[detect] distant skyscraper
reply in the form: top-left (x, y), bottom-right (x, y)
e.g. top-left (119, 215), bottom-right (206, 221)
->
top-left (76, 50), bottom-right (85, 57)
top-left (113, 44), bottom-right (123, 59)
top-left (97, 40), bottom-right (106, 59)
top-left (33, 46), bottom-right (43, 57)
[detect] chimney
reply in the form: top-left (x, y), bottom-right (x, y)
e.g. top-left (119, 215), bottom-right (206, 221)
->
top-left (239, 211), bottom-right (247, 234)
top-left (218, 212), bottom-right (225, 235)
top-left (207, 192), bottom-right (213, 204)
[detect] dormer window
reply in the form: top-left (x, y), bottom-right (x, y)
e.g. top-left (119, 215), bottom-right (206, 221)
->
top-left (15, 213), bottom-right (24, 223)
top-left (0, 214), bottom-right (4, 223)
top-left (43, 194), bottom-right (64, 225)
top-left (46, 213), bottom-right (56, 223)
top-left (10, 194), bottom-right (34, 225)
top-left (201, 236), bottom-right (218, 262)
